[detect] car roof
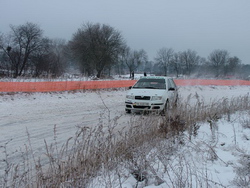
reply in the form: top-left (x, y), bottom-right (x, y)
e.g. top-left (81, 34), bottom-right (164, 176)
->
top-left (138, 76), bottom-right (172, 80)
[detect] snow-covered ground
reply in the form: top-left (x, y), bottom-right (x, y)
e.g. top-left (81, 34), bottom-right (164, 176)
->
top-left (1, 85), bottom-right (250, 187)
top-left (89, 110), bottom-right (250, 188)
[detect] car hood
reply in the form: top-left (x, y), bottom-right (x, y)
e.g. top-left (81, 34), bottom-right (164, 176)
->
top-left (127, 88), bottom-right (166, 96)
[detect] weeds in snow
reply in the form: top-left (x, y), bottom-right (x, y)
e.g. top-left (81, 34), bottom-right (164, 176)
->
top-left (1, 93), bottom-right (250, 187)
top-left (232, 153), bottom-right (250, 187)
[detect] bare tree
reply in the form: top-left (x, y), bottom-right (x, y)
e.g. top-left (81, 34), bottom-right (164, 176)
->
top-left (28, 38), bottom-right (50, 77)
top-left (114, 51), bottom-right (127, 76)
top-left (0, 22), bottom-right (45, 78)
top-left (171, 52), bottom-right (182, 77)
top-left (69, 22), bottom-right (125, 78)
top-left (122, 47), bottom-right (148, 78)
top-left (29, 38), bottom-right (68, 77)
top-left (48, 39), bottom-right (68, 76)
top-left (195, 57), bottom-right (210, 77)
top-left (155, 47), bottom-right (174, 76)
top-left (144, 60), bottom-right (153, 74)
top-left (0, 34), bottom-right (11, 76)
top-left (225, 56), bottom-right (241, 76)
top-left (208, 49), bottom-right (229, 77)
top-left (120, 46), bottom-right (131, 77)
top-left (179, 49), bottom-right (200, 76)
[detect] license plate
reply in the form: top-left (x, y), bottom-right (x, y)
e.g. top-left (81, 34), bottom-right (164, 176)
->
top-left (134, 102), bottom-right (148, 106)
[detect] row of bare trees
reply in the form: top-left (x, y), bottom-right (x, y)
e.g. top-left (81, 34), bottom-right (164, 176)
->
top-left (0, 23), bottom-right (68, 78)
top-left (0, 22), bottom-right (247, 79)
top-left (153, 47), bottom-right (242, 78)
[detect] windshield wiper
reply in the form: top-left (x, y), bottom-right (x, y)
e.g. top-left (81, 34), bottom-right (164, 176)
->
top-left (144, 87), bottom-right (156, 89)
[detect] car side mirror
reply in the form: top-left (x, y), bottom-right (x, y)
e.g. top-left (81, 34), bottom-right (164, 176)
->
top-left (168, 87), bottom-right (175, 91)
top-left (128, 86), bottom-right (132, 89)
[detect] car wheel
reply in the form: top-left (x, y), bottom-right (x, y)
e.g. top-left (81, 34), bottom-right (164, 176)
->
top-left (161, 100), bottom-right (169, 116)
top-left (126, 109), bottom-right (131, 113)
top-left (174, 95), bottom-right (178, 108)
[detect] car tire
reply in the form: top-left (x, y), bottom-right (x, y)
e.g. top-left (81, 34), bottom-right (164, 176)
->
top-left (126, 109), bottom-right (131, 114)
top-left (174, 95), bottom-right (178, 108)
top-left (161, 100), bottom-right (169, 116)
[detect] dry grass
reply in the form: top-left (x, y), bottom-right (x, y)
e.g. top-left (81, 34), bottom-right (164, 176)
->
top-left (1, 93), bottom-right (250, 187)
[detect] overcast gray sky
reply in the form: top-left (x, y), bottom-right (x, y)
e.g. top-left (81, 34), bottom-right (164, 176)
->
top-left (1, 0), bottom-right (250, 64)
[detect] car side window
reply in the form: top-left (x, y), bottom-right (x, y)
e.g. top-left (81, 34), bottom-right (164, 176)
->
top-left (171, 79), bottom-right (176, 88)
top-left (167, 79), bottom-right (176, 90)
top-left (167, 79), bottom-right (171, 90)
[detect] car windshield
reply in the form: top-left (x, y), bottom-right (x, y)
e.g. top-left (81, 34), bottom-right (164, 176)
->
top-left (133, 78), bottom-right (166, 89)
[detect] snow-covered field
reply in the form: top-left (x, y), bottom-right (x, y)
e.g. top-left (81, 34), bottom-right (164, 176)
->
top-left (1, 85), bottom-right (250, 187)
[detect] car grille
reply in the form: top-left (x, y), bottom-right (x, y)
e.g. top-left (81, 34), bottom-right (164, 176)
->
top-left (135, 96), bottom-right (151, 100)
top-left (133, 106), bottom-right (150, 109)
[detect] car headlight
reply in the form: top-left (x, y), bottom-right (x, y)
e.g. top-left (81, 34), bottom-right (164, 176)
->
top-left (151, 96), bottom-right (162, 100)
top-left (126, 95), bottom-right (134, 99)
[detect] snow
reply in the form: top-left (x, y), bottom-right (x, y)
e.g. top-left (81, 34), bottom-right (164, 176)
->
top-left (89, 109), bottom-right (250, 187)
top-left (1, 85), bottom-right (250, 187)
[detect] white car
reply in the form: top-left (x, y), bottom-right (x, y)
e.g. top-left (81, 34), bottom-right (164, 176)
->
top-left (125, 76), bottom-right (178, 114)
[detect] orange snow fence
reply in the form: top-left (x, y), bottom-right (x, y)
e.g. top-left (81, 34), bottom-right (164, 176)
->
top-left (174, 79), bottom-right (250, 86)
top-left (0, 80), bottom-right (137, 92)
top-left (0, 79), bottom-right (250, 93)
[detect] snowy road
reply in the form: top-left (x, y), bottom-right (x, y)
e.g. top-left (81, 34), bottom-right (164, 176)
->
top-left (0, 89), bottom-right (129, 170)
top-left (0, 85), bottom-right (249, 172)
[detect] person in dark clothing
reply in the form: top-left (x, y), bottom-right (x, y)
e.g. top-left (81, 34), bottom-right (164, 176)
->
top-left (131, 71), bottom-right (134, 80)
top-left (144, 72), bottom-right (147, 76)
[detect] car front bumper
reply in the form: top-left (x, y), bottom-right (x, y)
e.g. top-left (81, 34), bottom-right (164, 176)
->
top-left (125, 100), bottom-right (165, 112)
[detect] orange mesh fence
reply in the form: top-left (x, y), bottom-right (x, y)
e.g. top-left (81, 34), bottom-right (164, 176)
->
top-left (174, 79), bottom-right (250, 86)
top-left (0, 80), bottom-right (137, 92)
top-left (1, 79), bottom-right (250, 93)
